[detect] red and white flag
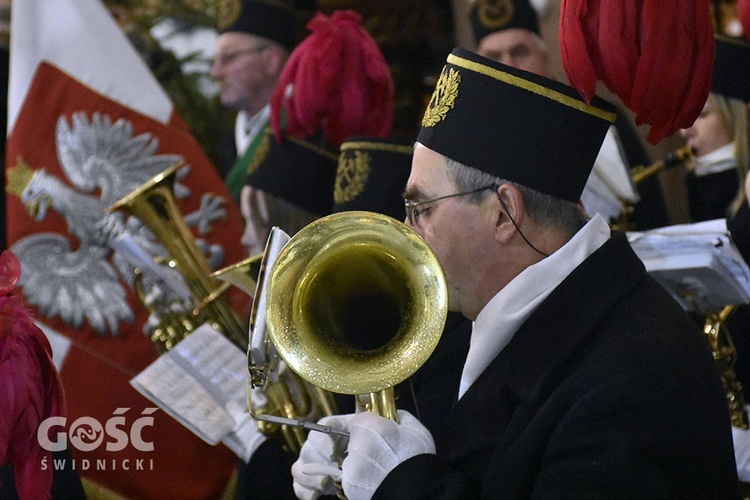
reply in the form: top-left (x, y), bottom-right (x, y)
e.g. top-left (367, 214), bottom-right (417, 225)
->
top-left (6, 0), bottom-right (245, 497)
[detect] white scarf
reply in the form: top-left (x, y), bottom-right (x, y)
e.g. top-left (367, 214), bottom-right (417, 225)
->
top-left (458, 214), bottom-right (611, 399)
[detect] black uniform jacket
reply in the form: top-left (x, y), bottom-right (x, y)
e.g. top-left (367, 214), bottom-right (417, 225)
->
top-left (375, 233), bottom-right (741, 499)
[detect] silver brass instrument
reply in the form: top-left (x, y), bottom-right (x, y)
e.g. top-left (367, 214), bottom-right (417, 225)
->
top-left (108, 162), bottom-right (247, 351)
top-left (264, 211), bottom-right (448, 422)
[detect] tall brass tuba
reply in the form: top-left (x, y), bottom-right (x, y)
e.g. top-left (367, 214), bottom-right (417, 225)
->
top-left (264, 211), bottom-right (448, 421)
top-left (108, 162), bottom-right (247, 351)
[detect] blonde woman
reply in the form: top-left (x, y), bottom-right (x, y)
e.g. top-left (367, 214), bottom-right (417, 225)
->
top-left (680, 91), bottom-right (750, 221)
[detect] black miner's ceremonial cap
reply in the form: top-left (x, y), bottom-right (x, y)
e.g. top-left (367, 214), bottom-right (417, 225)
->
top-left (417, 48), bottom-right (616, 203)
top-left (246, 129), bottom-right (337, 216)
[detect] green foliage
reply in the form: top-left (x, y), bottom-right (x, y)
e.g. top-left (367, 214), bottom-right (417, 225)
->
top-left (106, 0), bottom-right (235, 173)
top-left (151, 41), bottom-right (235, 172)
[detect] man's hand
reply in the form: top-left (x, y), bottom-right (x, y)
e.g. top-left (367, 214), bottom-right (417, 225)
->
top-left (292, 414), bottom-right (352, 500)
top-left (341, 410), bottom-right (435, 500)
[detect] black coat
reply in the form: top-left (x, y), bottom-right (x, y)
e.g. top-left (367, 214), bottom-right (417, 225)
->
top-left (395, 311), bottom-right (472, 438)
top-left (686, 169), bottom-right (740, 222)
top-left (375, 233), bottom-right (740, 499)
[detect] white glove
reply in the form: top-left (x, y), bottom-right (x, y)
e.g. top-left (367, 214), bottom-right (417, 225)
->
top-left (341, 410), bottom-right (435, 500)
top-left (292, 414), bottom-right (353, 500)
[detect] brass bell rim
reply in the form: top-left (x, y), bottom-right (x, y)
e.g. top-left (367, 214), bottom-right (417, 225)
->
top-left (265, 210), bottom-right (448, 395)
top-left (107, 161), bottom-right (183, 213)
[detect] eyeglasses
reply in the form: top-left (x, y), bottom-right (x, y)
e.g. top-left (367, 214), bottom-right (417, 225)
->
top-left (211, 45), bottom-right (269, 67)
top-left (404, 184), bottom-right (498, 226)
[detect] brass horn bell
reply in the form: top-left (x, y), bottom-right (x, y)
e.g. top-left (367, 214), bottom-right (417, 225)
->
top-left (265, 211), bottom-right (448, 421)
top-left (108, 162), bottom-right (247, 351)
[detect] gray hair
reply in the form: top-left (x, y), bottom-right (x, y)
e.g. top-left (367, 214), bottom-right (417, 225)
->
top-left (443, 156), bottom-right (589, 234)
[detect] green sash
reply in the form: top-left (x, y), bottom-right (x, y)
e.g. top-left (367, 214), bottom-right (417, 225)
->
top-left (226, 121), bottom-right (270, 202)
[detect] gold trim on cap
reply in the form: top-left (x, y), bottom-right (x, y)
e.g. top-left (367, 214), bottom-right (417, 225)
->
top-left (286, 134), bottom-right (339, 160)
top-left (340, 141), bottom-right (413, 155)
top-left (447, 53), bottom-right (616, 123)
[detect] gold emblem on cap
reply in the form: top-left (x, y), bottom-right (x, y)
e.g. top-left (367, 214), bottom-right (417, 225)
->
top-left (217, 0), bottom-right (242, 31)
top-left (422, 66), bottom-right (461, 128)
top-left (246, 132), bottom-right (271, 175)
top-left (474, 0), bottom-right (515, 30)
top-left (334, 151), bottom-right (371, 204)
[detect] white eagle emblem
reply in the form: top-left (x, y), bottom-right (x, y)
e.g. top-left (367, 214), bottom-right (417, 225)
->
top-left (8, 112), bottom-right (227, 336)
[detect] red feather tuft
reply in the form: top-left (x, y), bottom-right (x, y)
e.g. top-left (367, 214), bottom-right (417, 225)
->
top-left (559, 0), bottom-right (714, 144)
top-left (270, 10), bottom-right (395, 148)
top-left (0, 250), bottom-right (65, 500)
top-left (559, 0), bottom-right (598, 103)
top-left (594, 0), bottom-right (638, 104)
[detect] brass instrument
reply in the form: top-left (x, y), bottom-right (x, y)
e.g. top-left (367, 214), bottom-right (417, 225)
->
top-left (108, 162), bottom-right (247, 351)
top-left (211, 252), bottom-right (339, 455)
top-left (631, 146), bottom-right (695, 185)
top-left (131, 263), bottom-right (195, 353)
top-left (264, 211), bottom-right (448, 422)
top-left (110, 163), bottom-right (338, 455)
top-left (703, 305), bottom-right (749, 429)
top-left (209, 253), bottom-right (263, 299)
top-left (613, 146), bottom-right (695, 231)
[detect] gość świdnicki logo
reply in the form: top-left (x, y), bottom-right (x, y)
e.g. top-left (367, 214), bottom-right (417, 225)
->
top-left (37, 408), bottom-right (157, 472)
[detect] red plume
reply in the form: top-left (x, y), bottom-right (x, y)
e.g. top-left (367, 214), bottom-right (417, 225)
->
top-left (0, 250), bottom-right (65, 500)
top-left (740, 0), bottom-right (750, 38)
top-left (270, 10), bottom-right (395, 148)
top-left (559, 0), bottom-right (714, 144)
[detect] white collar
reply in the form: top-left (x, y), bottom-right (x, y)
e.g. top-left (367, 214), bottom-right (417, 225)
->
top-left (235, 105), bottom-right (271, 155)
top-left (694, 142), bottom-right (736, 176)
top-left (458, 214), bottom-right (611, 399)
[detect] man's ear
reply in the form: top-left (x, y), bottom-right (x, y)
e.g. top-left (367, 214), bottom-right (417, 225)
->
top-left (494, 183), bottom-right (524, 242)
top-left (265, 45), bottom-right (288, 76)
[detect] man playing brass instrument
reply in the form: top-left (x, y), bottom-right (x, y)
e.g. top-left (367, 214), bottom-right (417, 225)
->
top-left (291, 49), bottom-right (740, 498)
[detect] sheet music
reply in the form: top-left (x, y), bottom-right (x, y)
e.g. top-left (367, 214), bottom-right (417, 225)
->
top-left (628, 219), bottom-right (750, 311)
top-left (130, 323), bottom-right (259, 458)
